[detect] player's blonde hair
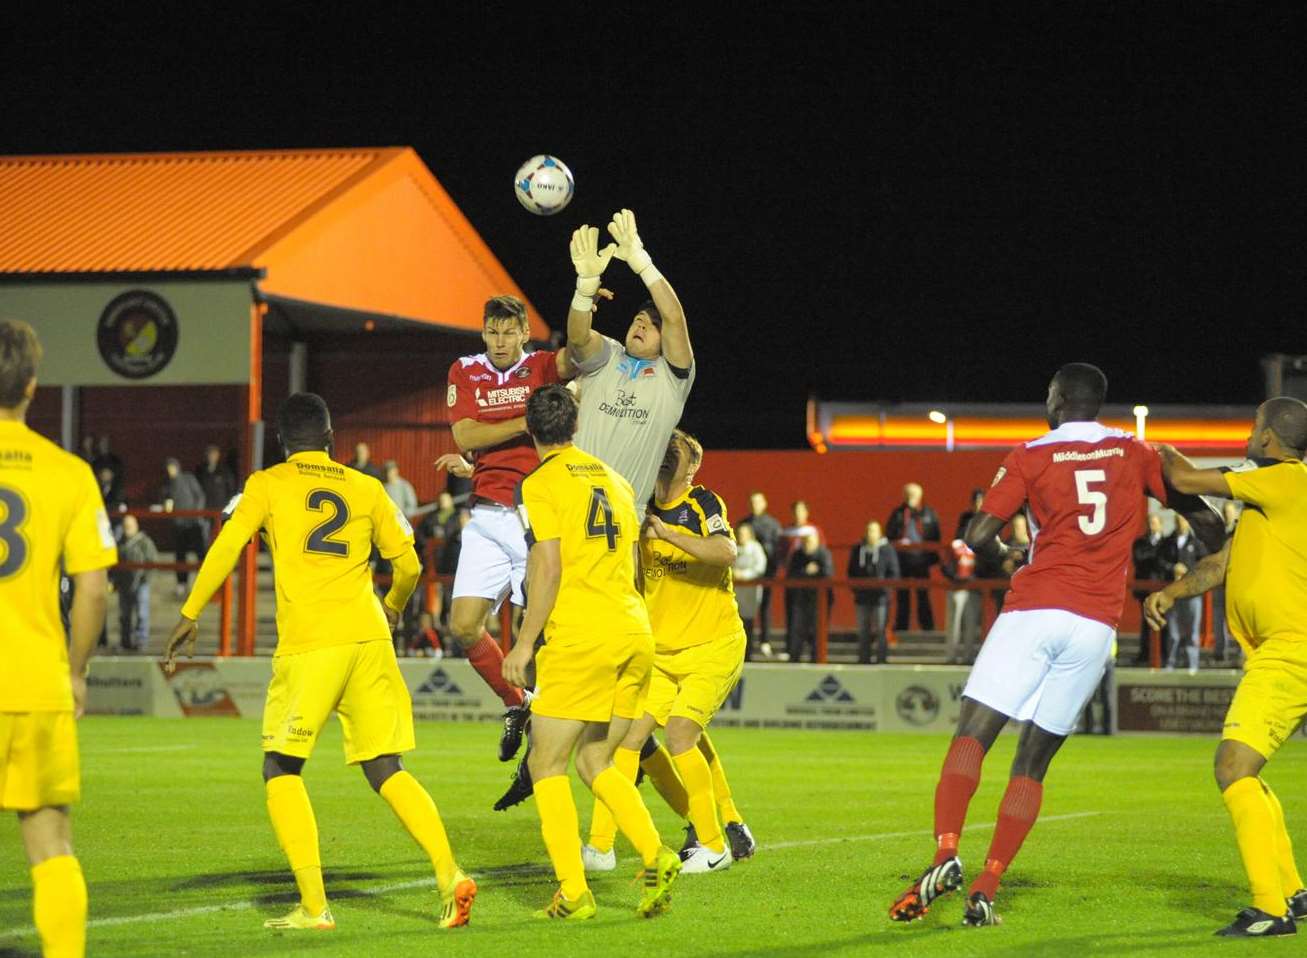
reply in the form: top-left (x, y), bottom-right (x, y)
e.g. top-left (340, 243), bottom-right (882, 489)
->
top-left (670, 429), bottom-right (703, 471)
top-left (0, 319), bottom-right (42, 409)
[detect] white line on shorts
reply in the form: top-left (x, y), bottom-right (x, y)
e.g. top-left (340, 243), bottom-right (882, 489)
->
top-left (0, 812), bottom-right (1099, 940)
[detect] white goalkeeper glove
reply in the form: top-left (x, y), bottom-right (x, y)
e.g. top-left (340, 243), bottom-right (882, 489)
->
top-left (570, 226), bottom-right (616, 312)
top-left (607, 208), bottom-right (661, 285)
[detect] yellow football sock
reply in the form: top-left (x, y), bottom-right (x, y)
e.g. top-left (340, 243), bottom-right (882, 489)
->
top-left (673, 746), bottom-right (725, 853)
top-left (379, 770), bottom-right (458, 891)
top-left (588, 746), bottom-right (638, 854)
top-left (31, 855), bottom-right (86, 958)
top-left (265, 775), bottom-right (327, 914)
top-left (1262, 779), bottom-right (1305, 895)
top-left (700, 733), bottom-right (743, 825)
top-left (533, 775), bottom-right (588, 901)
top-left (1223, 777), bottom-right (1287, 914)
top-left (642, 742), bottom-right (690, 819)
top-left (592, 765), bottom-right (662, 868)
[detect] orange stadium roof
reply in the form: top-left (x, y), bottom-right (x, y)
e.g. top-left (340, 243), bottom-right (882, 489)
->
top-left (0, 147), bottom-right (547, 338)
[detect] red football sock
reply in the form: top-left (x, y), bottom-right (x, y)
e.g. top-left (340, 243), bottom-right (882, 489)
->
top-left (466, 633), bottom-right (524, 708)
top-left (933, 736), bottom-right (985, 865)
top-left (970, 775), bottom-right (1043, 900)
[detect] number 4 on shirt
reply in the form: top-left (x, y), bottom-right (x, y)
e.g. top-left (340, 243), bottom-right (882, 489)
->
top-left (585, 486), bottom-right (620, 551)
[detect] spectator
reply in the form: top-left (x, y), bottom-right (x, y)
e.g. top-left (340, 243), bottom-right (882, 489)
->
top-left (79, 435), bottom-right (95, 463)
top-left (1161, 513), bottom-right (1207, 672)
top-left (348, 441), bottom-right (384, 481)
top-left (97, 465), bottom-right (124, 514)
top-left (110, 514), bottom-right (158, 652)
top-left (955, 487), bottom-right (985, 540)
top-left (785, 531), bottom-right (832, 663)
top-left (1131, 512), bottom-right (1168, 664)
top-left (847, 520), bottom-right (899, 664)
top-left (781, 500), bottom-right (824, 641)
top-left (383, 459), bottom-right (418, 517)
top-left (780, 499), bottom-right (823, 558)
top-left (407, 611), bottom-right (443, 658)
top-left (739, 491), bottom-right (783, 652)
top-left (944, 536), bottom-right (981, 665)
top-left (92, 435), bottom-right (124, 489)
top-left (160, 457), bottom-right (208, 597)
top-left (886, 482), bottom-right (941, 631)
top-left (733, 523), bottom-right (769, 659)
top-left (1211, 502), bottom-right (1242, 665)
top-left (195, 444), bottom-right (237, 512)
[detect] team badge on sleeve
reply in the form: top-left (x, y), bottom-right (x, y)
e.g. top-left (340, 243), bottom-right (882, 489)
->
top-left (991, 466), bottom-right (1007, 487)
top-left (394, 504), bottom-right (414, 537)
top-left (222, 493), bottom-right (243, 520)
top-left (706, 513), bottom-right (727, 534)
top-left (447, 384), bottom-right (458, 407)
top-left (95, 508), bottom-right (115, 549)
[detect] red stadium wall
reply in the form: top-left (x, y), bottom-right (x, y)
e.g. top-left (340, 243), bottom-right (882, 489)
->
top-left (698, 449), bottom-right (1009, 630)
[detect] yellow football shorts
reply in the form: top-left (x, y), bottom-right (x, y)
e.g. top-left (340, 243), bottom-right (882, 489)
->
top-left (1222, 636), bottom-right (1307, 760)
top-left (532, 631), bottom-right (654, 724)
top-left (262, 639), bottom-right (415, 765)
top-left (0, 711), bottom-right (79, 811)
top-left (643, 629), bottom-right (747, 729)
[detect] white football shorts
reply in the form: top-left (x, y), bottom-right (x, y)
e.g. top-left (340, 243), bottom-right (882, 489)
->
top-left (450, 504), bottom-right (527, 610)
top-left (962, 608), bottom-right (1115, 736)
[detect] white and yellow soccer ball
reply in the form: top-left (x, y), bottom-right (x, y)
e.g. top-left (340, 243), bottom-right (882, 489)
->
top-left (513, 154), bottom-right (574, 215)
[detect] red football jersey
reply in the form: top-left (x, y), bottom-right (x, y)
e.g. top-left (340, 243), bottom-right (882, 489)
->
top-left (981, 420), bottom-right (1167, 628)
top-left (446, 350), bottom-right (559, 507)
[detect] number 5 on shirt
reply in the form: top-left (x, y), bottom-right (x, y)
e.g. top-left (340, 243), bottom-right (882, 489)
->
top-left (1075, 469), bottom-right (1107, 535)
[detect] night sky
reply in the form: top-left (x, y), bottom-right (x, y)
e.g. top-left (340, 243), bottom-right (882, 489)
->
top-left (4, 5), bottom-right (1304, 447)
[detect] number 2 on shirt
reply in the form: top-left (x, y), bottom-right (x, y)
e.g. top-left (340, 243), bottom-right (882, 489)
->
top-left (585, 486), bottom-right (620, 551)
top-left (1074, 469), bottom-right (1107, 535)
top-left (305, 489), bottom-right (350, 556)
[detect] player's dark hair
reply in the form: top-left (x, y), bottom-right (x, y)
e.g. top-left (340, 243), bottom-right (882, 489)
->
top-left (525, 384), bottom-right (578, 446)
top-left (0, 319), bottom-right (42, 408)
top-left (1053, 362), bottom-right (1108, 418)
top-left (277, 392), bottom-right (333, 454)
top-left (484, 295), bottom-right (528, 329)
top-left (1262, 396), bottom-right (1307, 456)
top-left (635, 299), bottom-right (663, 330)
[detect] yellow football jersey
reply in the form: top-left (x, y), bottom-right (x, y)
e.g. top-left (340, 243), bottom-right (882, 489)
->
top-left (643, 485), bottom-right (740, 652)
top-left (1224, 458), bottom-right (1307, 653)
top-left (181, 451), bottom-right (413, 655)
top-left (0, 421), bottom-right (118, 711)
top-left (516, 444), bottom-right (651, 641)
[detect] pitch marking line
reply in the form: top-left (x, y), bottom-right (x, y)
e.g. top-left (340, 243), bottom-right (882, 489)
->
top-left (0, 812), bottom-right (1100, 940)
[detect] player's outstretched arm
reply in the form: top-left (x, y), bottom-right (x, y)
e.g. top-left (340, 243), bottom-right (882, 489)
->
top-left (164, 490), bottom-right (264, 672)
top-left (451, 416), bottom-right (527, 453)
top-left (1143, 539), bottom-right (1231, 630)
top-left (608, 209), bottom-right (692, 369)
top-left (503, 539), bottom-right (562, 688)
top-left (67, 568), bottom-right (109, 718)
top-left (1154, 443), bottom-right (1232, 497)
top-left (564, 225), bottom-right (616, 367)
top-left (644, 514), bottom-right (737, 566)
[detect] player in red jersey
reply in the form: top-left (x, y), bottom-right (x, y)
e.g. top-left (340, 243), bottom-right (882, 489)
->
top-left (890, 363), bottom-right (1172, 927)
top-left (442, 295), bottom-right (583, 761)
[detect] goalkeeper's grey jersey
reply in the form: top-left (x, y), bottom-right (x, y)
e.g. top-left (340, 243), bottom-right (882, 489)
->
top-left (573, 334), bottom-right (695, 507)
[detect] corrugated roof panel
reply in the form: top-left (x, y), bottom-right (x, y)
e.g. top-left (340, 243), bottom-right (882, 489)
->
top-left (0, 149), bottom-right (390, 273)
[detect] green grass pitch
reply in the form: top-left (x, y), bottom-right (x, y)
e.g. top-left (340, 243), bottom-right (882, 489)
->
top-left (0, 718), bottom-right (1302, 956)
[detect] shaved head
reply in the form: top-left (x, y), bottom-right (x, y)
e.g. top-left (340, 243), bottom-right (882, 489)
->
top-left (1047, 362), bottom-right (1108, 427)
top-left (1260, 396), bottom-right (1307, 457)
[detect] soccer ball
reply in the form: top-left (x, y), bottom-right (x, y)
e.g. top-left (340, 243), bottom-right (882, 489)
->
top-left (514, 155), bottom-right (574, 215)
